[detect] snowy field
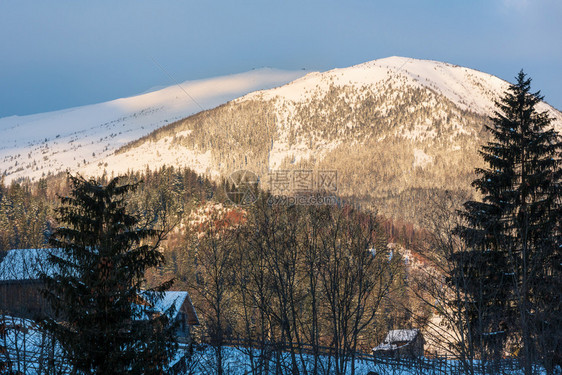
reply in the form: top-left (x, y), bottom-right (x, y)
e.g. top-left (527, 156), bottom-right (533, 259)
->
top-left (1, 322), bottom-right (549, 375)
top-left (170, 344), bottom-right (547, 375)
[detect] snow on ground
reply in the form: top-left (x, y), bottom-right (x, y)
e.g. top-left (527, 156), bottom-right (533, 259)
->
top-left (1, 316), bottom-right (68, 375)
top-left (0, 316), bottom-right (550, 375)
top-left (0, 68), bottom-right (306, 183)
top-left (0, 248), bottom-right (60, 280)
top-left (240, 56), bottom-right (505, 113)
top-left (80, 135), bottom-right (217, 179)
top-left (266, 138), bottom-right (340, 171)
top-left (171, 344), bottom-right (547, 375)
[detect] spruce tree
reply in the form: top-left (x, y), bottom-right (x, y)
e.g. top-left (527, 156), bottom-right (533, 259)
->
top-left (40, 175), bottom-right (178, 374)
top-left (457, 71), bottom-right (562, 373)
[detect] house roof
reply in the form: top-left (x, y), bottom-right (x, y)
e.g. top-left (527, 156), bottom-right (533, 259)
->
top-left (373, 329), bottom-right (420, 352)
top-left (0, 248), bottom-right (55, 281)
top-left (155, 291), bottom-right (200, 325)
top-left (386, 329), bottom-right (419, 342)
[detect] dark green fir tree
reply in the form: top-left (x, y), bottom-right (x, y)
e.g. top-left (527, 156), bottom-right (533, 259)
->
top-left (40, 175), bottom-right (178, 374)
top-left (456, 71), bottom-right (562, 374)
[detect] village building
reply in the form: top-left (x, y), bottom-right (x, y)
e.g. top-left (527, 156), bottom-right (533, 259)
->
top-left (151, 291), bottom-right (200, 343)
top-left (372, 329), bottom-right (425, 358)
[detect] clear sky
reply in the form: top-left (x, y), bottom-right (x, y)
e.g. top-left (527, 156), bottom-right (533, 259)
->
top-left (1, 0), bottom-right (561, 118)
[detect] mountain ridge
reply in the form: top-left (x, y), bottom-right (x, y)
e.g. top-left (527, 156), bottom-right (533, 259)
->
top-left (2, 57), bottom-right (561, 224)
top-left (0, 68), bottom-right (307, 183)
top-left (79, 56), bottom-right (561, 223)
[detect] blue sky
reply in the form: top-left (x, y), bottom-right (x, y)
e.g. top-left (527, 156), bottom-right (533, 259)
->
top-left (1, 0), bottom-right (561, 117)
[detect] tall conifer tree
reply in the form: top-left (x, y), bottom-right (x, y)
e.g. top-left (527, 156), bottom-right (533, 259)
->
top-left (41, 175), bottom-right (178, 374)
top-left (457, 71), bottom-right (562, 373)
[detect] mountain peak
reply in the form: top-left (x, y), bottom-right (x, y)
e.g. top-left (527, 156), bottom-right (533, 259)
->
top-left (240, 56), bottom-right (555, 117)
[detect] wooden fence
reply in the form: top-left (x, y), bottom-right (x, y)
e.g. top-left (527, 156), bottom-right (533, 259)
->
top-left (173, 337), bottom-right (527, 375)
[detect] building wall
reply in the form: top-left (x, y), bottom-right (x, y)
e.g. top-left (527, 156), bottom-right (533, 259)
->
top-left (397, 334), bottom-right (424, 357)
top-left (0, 280), bottom-right (51, 320)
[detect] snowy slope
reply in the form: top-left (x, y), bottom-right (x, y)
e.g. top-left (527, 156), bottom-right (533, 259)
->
top-left (0, 68), bottom-right (306, 182)
top-left (238, 56), bottom-right (562, 170)
top-left (3, 57), bottom-right (561, 184)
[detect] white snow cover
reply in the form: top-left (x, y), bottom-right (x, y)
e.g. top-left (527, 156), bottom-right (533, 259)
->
top-left (413, 148), bottom-right (433, 169)
top-left (386, 329), bottom-right (420, 343)
top-left (2, 324), bottom-right (548, 375)
top-left (154, 291), bottom-right (188, 316)
top-left (1, 315), bottom-right (69, 374)
top-left (242, 56), bottom-right (562, 118)
top-left (3, 57), bottom-right (562, 181)
top-left (0, 68), bottom-right (306, 183)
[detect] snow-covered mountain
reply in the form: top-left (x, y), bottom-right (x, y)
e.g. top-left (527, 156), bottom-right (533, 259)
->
top-left (81, 56), bottom-right (561, 222)
top-left (3, 57), bottom-right (561, 222)
top-left (0, 68), bottom-right (307, 183)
